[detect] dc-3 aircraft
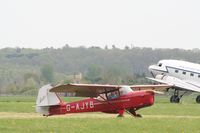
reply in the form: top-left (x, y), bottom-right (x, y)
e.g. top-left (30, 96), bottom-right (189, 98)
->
top-left (36, 83), bottom-right (170, 117)
top-left (148, 59), bottom-right (200, 103)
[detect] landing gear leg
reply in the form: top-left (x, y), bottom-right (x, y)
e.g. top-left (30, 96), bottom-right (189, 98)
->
top-left (196, 95), bottom-right (200, 104)
top-left (170, 90), bottom-right (188, 103)
top-left (127, 108), bottom-right (142, 118)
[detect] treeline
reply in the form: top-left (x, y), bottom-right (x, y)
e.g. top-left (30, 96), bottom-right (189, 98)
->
top-left (0, 45), bottom-right (200, 95)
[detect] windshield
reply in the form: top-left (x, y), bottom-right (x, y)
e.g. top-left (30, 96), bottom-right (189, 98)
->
top-left (96, 93), bottom-right (107, 101)
top-left (119, 86), bottom-right (133, 95)
top-left (97, 90), bottom-right (120, 101)
top-left (96, 86), bottom-right (133, 101)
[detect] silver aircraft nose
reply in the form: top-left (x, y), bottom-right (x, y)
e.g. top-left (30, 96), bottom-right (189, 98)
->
top-left (148, 64), bottom-right (160, 78)
top-left (148, 65), bottom-right (155, 72)
top-left (148, 64), bottom-right (167, 77)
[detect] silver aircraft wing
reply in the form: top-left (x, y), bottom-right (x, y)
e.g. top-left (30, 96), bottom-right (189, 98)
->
top-left (147, 75), bottom-right (200, 93)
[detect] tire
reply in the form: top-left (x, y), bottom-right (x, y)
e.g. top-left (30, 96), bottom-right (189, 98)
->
top-left (196, 95), bottom-right (200, 104)
top-left (135, 114), bottom-right (142, 118)
top-left (170, 95), bottom-right (180, 103)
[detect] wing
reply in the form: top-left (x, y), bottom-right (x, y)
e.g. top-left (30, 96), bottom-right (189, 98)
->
top-left (130, 84), bottom-right (172, 91)
top-left (147, 75), bottom-right (200, 92)
top-left (50, 83), bottom-right (121, 97)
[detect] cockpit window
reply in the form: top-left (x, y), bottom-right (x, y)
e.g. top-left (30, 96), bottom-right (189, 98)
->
top-left (107, 91), bottom-right (119, 100)
top-left (96, 90), bottom-right (120, 101)
top-left (119, 86), bottom-right (133, 95)
top-left (158, 63), bottom-right (162, 67)
top-left (96, 86), bottom-right (133, 101)
top-left (96, 93), bottom-right (107, 101)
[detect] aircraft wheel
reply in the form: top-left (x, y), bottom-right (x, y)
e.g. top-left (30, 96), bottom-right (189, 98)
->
top-left (170, 95), bottom-right (180, 103)
top-left (196, 95), bottom-right (200, 104)
top-left (135, 114), bottom-right (142, 118)
top-left (117, 114), bottom-right (124, 118)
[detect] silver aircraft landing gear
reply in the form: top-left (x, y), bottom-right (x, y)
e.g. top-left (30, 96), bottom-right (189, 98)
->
top-left (170, 90), bottom-right (180, 103)
top-left (196, 95), bottom-right (200, 103)
top-left (170, 90), bottom-right (188, 103)
top-left (170, 95), bottom-right (180, 103)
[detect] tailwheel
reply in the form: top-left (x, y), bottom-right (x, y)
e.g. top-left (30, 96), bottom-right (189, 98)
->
top-left (170, 95), bottom-right (180, 103)
top-left (196, 95), bottom-right (200, 104)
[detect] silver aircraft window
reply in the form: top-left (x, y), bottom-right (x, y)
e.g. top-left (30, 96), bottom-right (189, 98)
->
top-left (175, 70), bottom-right (179, 73)
top-left (182, 71), bottom-right (186, 75)
top-left (158, 63), bottom-right (162, 67)
top-left (190, 73), bottom-right (194, 76)
top-left (198, 75), bottom-right (200, 78)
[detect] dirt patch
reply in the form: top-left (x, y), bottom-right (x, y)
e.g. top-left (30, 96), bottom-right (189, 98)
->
top-left (0, 112), bottom-right (116, 119)
top-left (0, 112), bottom-right (200, 119)
top-left (143, 115), bottom-right (200, 119)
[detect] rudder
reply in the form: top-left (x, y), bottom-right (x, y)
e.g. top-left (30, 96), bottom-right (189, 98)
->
top-left (36, 84), bottom-right (61, 116)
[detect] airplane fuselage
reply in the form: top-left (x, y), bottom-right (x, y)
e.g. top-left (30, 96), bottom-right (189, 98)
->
top-left (47, 90), bottom-right (154, 116)
top-left (148, 59), bottom-right (200, 103)
top-left (149, 60), bottom-right (200, 84)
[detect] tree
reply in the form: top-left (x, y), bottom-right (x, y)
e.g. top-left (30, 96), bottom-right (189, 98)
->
top-left (22, 77), bottom-right (37, 95)
top-left (124, 45), bottom-right (130, 50)
top-left (85, 64), bottom-right (102, 83)
top-left (24, 72), bottom-right (40, 85)
top-left (104, 45), bottom-right (108, 50)
top-left (40, 64), bottom-right (55, 83)
top-left (102, 65), bottom-right (128, 84)
top-left (6, 83), bottom-right (17, 95)
top-left (112, 45), bottom-right (116, 49)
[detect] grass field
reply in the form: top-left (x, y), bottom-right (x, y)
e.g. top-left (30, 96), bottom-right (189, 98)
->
top-left (0, 95), bottom-right (200, 133)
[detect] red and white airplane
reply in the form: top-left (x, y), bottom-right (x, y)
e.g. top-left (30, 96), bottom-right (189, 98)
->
top-left (36, 83), bottom-right (170, 117)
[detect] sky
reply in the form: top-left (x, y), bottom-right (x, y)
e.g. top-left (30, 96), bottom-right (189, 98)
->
top-left (0, 0), bottom-right (200, 49)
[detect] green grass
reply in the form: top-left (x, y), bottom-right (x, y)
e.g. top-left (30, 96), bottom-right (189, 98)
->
top-left (0, 96), bottom-right (84, 112)
top-left (138, 95), bottom-right (200, 116)
top-left (0, 96), bottom-right (200, 133)
top-left (0, 101), bottom-right (34, 112)
top-left (0, 96), bottom-right (36, 102)
top-left (0, 117), bottom-right (200, 133)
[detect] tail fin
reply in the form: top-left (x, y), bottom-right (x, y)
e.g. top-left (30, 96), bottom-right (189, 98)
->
top-left (36, 84), bottom-right (61, 116)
